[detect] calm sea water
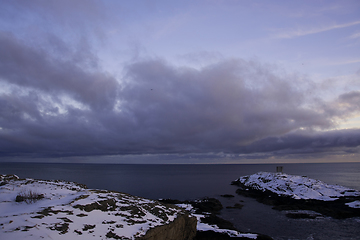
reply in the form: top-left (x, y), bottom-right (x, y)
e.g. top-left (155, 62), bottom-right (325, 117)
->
top-left (1, 162), bottom-right (360, 240)
top-left (0, 162), bottom-right (359, 200)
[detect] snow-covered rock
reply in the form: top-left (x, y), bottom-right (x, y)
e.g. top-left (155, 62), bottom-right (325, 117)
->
top-left (233, 172), bottom-right (359, 201)
top-left (345, 200), bottom-right (360, 208)
top-left (0, 174), bottom-right (196, 240)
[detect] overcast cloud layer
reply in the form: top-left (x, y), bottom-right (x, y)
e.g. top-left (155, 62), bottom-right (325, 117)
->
top-left (0, 0), bottom-right (359, 162)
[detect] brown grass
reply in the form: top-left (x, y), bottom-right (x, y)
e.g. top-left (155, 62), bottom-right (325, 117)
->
top-left (16, 190), bottom-right (44, 203)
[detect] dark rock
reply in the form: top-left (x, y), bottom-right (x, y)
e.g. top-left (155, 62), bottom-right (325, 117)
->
top-left (31, 207), bottom-right (73, 219)
top-left (73, 198), bottom-right (117, 212)
top-left (102, 220), bottom-right (117, 224)
top-left (256, 234), bottom-right (274, 240)
top-left (159, 199), bottom-right (184, 204)
top-left (106, 230), bottom-right (121, 239)
top-left (15, 195), bottom-right (25, 202)
top-left (76, 213), bottom-right (88, 217)
top-left (0, 174), bottom-right (20, 183)
top-left (82, 224), bottom-right (96, 231)
top-left (48, 223), bottom-right (69, 234)
top-left (58, 217), bottom-right (73, 223)
top-left (200, 214), bottom-right (237, 230)
top-left (160, 198), bottom-right (224, 215)
top-left (231, 179), bottom-right (242, 186)
top-left (159, 198), bottom-right (238, 233)
top-left (221, 194), bottom-right (235, 198)
top-left (192, 198), bottom-right (223, 215)
top-left (21, 225), bottom-right (37, 231)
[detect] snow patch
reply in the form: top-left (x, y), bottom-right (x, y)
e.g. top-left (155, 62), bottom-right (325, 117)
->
top-left (346, 201), bottom-right (360, 208)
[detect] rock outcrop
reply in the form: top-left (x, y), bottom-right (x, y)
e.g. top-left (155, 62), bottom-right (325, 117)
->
top-left (139, 213), bottom-right (197, 240)
top-left (232, 172), bottom-right (360, 219)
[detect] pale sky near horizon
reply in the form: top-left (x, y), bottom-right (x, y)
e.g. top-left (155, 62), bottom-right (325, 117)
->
top-left (0, 0), bottom-right (359, 163)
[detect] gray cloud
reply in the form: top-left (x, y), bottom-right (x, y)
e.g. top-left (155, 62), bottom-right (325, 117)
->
top-left (119, 59), bottom-right (332, 151)
top-left (338, 91), bottom-right (360, 111)
top-left (0, 33), bottom-right (118, 111)
top-left (1, 32), bottom-right (359, 160)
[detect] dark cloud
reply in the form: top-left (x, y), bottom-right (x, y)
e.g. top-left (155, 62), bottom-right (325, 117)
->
top-left (0, 31), bottom-right (359, 161)
top-left (243, 129), bottom-right (360, 156)
top-left (119, 59), bottom-right (332, 152)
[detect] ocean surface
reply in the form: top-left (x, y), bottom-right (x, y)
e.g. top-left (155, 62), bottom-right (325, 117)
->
top-left (1, 162), bottom-right (360, 240)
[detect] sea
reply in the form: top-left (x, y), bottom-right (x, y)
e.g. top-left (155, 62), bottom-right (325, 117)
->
top-left (1, 162), bottom-right (360, 240)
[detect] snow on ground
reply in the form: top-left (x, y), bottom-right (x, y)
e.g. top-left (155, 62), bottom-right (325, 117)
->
top-left (234, 172), bottom-right (360, 201)
top-left (346, 201), bottom-right (360, 208)
top-left (0, 174), bottom-right (185, 240)
top-left (176, 203), bottom-right (258, 239)
top-left (1, 174), bottom-right (260, 239)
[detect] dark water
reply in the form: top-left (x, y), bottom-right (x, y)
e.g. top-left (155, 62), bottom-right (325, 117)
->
top-left (1, 162), bottom-right (360, 240)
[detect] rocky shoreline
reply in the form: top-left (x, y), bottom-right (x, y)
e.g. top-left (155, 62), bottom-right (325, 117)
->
top-left (2, 172), bottom-right (359, 239)
top-left (0, 174), bottom-right (267, 240)
top-left (231, 172), bottom-right (360, 219)
top-left (159, 198), bottom-right (272, 240)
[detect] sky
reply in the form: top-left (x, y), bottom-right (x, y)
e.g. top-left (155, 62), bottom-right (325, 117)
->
top-left (0, 0), bottom-right (359, 164)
